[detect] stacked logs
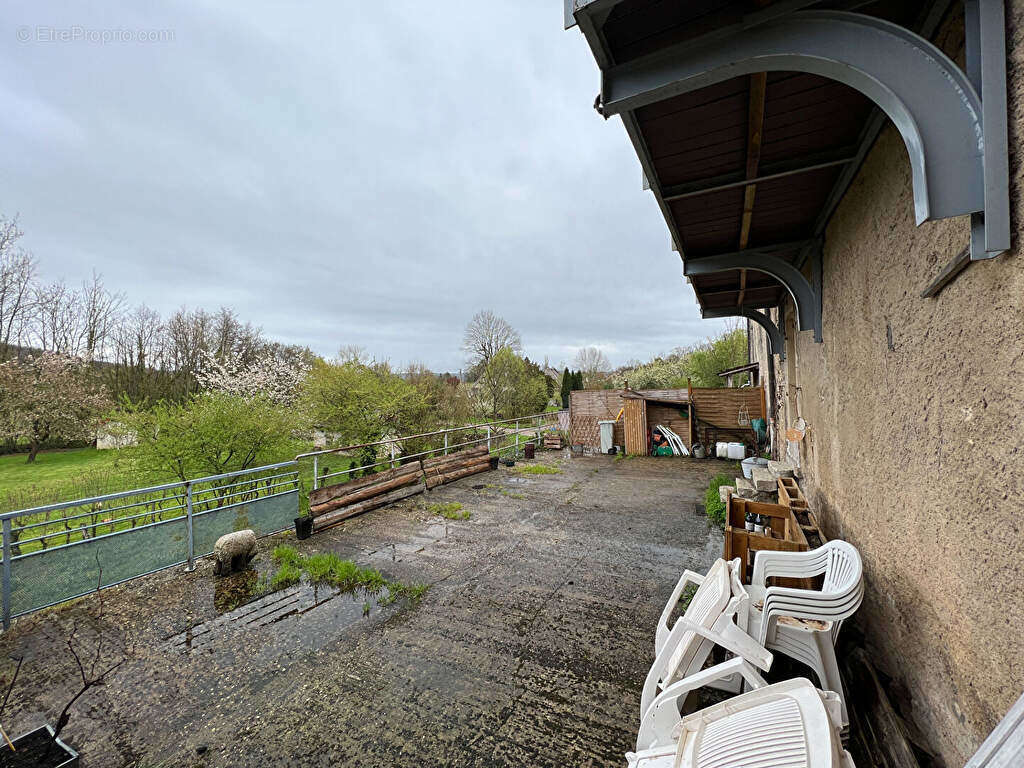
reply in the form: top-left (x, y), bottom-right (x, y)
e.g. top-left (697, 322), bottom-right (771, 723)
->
top-left (421, 446), bottom-right (497, 489)
top-left (308, 446), bottom-right (498, 532)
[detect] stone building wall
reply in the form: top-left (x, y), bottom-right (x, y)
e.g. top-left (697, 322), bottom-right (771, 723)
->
top-left (749, 5), bottom-right (1024, 764)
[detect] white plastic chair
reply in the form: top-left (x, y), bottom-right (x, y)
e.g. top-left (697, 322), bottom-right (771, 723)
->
top-left (743, 540), bottom-right (864, 733)
top-left (628, 676), bottom-right (855, 768)
top-left (642, 558), bottom-right (771, 723)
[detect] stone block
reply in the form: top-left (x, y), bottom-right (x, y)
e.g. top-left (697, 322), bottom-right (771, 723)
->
top-left (719, 485), bottom-right (734, 504)
top-left (768, 460), bottom-right (796, 479)
top-left (734, 477), bottom-right (757, 499)
top-left (751, 467), bottom-right (776, 492)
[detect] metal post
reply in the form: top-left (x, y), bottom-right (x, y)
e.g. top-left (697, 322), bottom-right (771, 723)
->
top-left (390, 442), bottom-right (396, 469)
top-left (515, 420), bottom-right (519, 455)
top-left (486, 426), bottom-right (491, 452)
top-left (312, 454), bottom-right (319, 491)
top-left (443, 432), bottom-right (448, 455)
top-left (185, 482), bottom-right (195, 572)
top-left (2, 519), bottom-right (11, 630)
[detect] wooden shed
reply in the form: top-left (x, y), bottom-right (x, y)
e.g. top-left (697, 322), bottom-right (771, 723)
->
top-left (569, 385), bottom-right (767, 455)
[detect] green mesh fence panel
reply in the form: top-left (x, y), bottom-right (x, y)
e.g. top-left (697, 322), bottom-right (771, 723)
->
top-left (10, 515), bottom-right (188, 616)
top-left (7, 476), bottom-right (298, 618)
top-left (191, 490), bottom-right (297, 557)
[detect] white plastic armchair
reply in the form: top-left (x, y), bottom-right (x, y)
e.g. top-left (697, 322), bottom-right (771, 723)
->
top-left (746, 540), bottom-right (864, 732)
top-left (628, 676), bottom-right (855, 768)
top-left (642, 559), bottom-right (770, 723)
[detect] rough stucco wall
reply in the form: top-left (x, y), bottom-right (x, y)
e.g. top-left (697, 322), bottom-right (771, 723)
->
top-left (748, 6), bottom-right (1024, 765)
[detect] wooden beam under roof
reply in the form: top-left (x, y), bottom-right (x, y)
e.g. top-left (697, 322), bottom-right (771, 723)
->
top-left (738, 72), bottom-right (768, 306)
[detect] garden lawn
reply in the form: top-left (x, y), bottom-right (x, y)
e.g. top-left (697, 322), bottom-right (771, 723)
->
top-left (0, 448), bottom-right (169, 515)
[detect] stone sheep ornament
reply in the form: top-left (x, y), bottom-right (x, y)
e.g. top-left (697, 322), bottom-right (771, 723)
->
top-left (213, 529), bottom-right (257, 575)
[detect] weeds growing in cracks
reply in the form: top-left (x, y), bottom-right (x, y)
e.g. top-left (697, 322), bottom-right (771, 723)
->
top-left (265, 545), bottom-right (429, 604)
top-left (427, 501), bottom-right (470, 520)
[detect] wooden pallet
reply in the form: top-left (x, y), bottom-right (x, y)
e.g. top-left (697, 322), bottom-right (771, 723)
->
top-left (777, 478), bottom-right (828, 548)
top-left (543, 434), bottom-right (563, 449)
top-left (724, 497), bottom-right (810, 587)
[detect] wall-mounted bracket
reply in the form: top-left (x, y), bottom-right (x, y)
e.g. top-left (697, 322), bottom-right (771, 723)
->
top-left (684, 242), bottom-right (823, 342)
top-left (600, 8), bottom-right (1010, 260)
top-left (703, 307), bottom-right (786, 361)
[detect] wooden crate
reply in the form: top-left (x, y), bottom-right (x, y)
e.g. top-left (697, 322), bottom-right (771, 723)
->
top-left (724, 497), bottom-right (810, 587)
top-left (777, 478), bottom-right (827, 548)
top-left (777, 477), bottom-right (808, 510)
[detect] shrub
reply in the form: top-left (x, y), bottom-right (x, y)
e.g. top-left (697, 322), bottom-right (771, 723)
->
top-left (705, 473), bottom-right (731, 528)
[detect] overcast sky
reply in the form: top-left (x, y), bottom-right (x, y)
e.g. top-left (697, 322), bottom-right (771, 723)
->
top-left (2, 1), bottom-right (727, 372)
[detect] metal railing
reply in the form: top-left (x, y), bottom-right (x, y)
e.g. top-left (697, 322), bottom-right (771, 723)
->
top-left (0, 462), bottom-right (300, 628)
top-left (0, 410), bottom-right (567, 628)
top-left (297, 411), bottom-right (565, 490)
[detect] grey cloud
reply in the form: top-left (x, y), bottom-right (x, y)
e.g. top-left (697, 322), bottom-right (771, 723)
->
top-left (1, 1), bottom-right (730, 372)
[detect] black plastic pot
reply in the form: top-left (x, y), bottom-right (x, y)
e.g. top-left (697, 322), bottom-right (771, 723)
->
top-left (294, 515), bottom-right (313, 540)
top-left (489, 457), bottom-right (499, 470)
top-left (3, 725), bottom-right (78, 768)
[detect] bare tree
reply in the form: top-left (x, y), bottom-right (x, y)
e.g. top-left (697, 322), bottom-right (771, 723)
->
top-left (166, 307), bottom-right (213, 397)
top-left (108, 304), bottom-right (172, 403)
top-left (336, 344), bottom-right (367, 364)
top-left (573, 346), bottom-right (610, 375)
top-left (462, 310), bottom-right (522, 370)
top-left (79, 271), bottom-right (124, 360)
top-left (0, 215), bottom-right (37, 360)
top-left (46, 559), bottom-right (132, 740)
top-left (29, 280), bottom-right (84, 355)
top-left (210, 306), bottom-right (263, 365)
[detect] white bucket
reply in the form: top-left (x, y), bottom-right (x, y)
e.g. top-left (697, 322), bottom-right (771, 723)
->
top-left (727, 442), bottom-right (746, 460)
top-left (716, 442), bottom-right (730, 458)
top-left (741, 457), bottom-right (758, 479)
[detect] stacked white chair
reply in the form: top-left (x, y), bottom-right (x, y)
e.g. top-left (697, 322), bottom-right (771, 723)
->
top-left (629, 677), bottom-right (854, 768)
top-left (741, 541), bottom-right (864, 732)
top-left (625, 552), bottom-right (859, 767)
top-left (644, 557), bottom-right (771, 721)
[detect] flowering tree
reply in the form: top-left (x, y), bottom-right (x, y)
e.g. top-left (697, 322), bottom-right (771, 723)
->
top-left (124, 391), bottom-right (304, 482)
top-left (0, 352), bottom-right (110, 462)
top-left (195, 347), bottom-right (310, 406)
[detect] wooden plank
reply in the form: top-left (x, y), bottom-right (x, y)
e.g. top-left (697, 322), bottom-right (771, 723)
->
top-left (312, 481), bottom-right (426, 532)
top-left (843, 648), bottom-right (922, 768)
top-left (965, 691), bottom-right (1024, 768)
top-left (736, 71), bottom-right (768, 303)
top-left (309, 462), bottom-right (421, 509)
top-left (422, 445), bottom-right (488, 471)
top-left (424, 458), bottom-right (494, 490)
top-left (311, 469), bottom-right (424, 517)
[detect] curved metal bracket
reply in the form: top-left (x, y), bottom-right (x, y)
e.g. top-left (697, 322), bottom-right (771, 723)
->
top-left (684, 245), bottom-right (822, 342)
top-left (703, 307), bottom-right (785, 361)
top-left (602, 10), bottom-right (1007, 256)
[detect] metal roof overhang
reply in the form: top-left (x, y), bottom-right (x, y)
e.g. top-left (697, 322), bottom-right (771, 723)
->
top-left (566, 0), bottom-right (1009, 350)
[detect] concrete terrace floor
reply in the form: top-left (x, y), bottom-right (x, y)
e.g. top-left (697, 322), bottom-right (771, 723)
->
top-left (3, 454), bottom-right (726, 767)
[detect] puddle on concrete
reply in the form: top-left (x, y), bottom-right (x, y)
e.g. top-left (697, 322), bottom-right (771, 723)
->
top-left (166, 581), bottom-right (385, 653)
top-left (213, 568), bottom-right (262, 614)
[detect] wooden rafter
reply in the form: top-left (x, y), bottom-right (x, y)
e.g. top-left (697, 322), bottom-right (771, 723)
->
top-left (738, 71), bottom-right (767, 306)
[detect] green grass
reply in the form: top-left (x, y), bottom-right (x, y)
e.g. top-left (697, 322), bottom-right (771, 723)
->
top-left (266, 546), bottom-right (429, 605)
top-left (705, 473), bottom-right (732, 528)
top-left (513, 463), bottom-right (561, 475)
top-left (427, 501), bottom-right (470, 520)
top-left (0, 448), bottom-right (172, 514)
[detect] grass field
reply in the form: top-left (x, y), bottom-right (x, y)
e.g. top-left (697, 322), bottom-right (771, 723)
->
top-left (0, 448), bottom-right (170, 515)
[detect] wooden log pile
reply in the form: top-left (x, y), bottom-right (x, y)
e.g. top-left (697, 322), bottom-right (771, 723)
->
top-left (422, 446), bottom-right (496, 489)
top-left (543, 433), bottom-right (563, 450)
top-left (308, 445), bottom-right (497, 533)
